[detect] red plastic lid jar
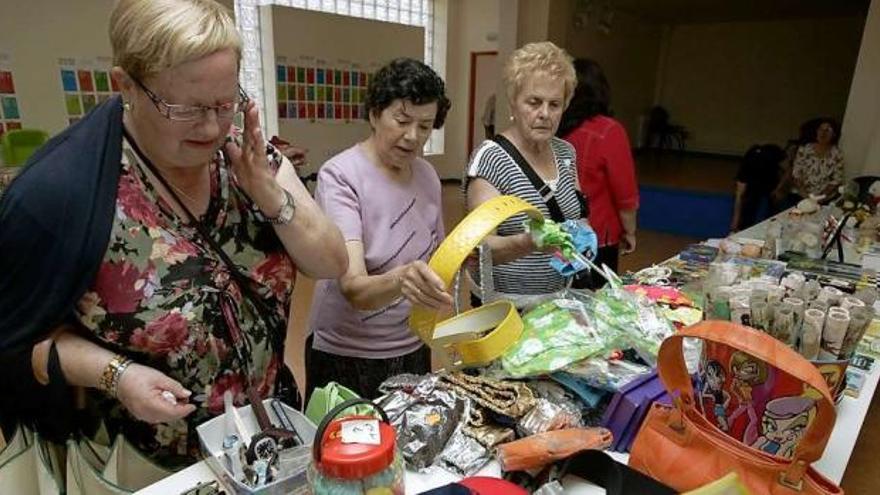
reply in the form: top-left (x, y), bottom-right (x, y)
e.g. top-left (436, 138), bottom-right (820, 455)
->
top-left (313, 399), bottom-right (398, 480)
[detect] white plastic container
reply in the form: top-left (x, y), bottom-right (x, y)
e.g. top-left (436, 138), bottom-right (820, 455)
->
top-left (196, 399), bottom-right (316, 495)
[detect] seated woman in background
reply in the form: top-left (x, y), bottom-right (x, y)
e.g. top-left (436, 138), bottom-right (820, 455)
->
top-left (306, 58), bottom-right (452, 400)
top-left (465, 42), bottom-right (587, 300)
top-left (558, 58), bottom-right (638, 285)
top-left (792, 117), bottom-right (845, 203)
top-left (730, 144), bottom-right (787, 232)
top-left (0, 0), bottom-right (347, 472)
top-left (772, 120), bottom-right (812, 213)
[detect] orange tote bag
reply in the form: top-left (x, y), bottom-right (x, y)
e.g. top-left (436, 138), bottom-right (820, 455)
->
top-left (629, 321), bottom-right (843, 495)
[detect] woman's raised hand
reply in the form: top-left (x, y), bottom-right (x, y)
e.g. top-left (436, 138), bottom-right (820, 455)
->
top-left (225, 100), bottom-right (286, 216)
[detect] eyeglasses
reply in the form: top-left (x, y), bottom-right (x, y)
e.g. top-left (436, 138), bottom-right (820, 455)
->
top-left (133, 77), bottom-right (249, 122)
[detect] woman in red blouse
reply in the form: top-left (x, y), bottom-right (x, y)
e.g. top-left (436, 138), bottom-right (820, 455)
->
top-left (559, 59), bottom-right (639, 282)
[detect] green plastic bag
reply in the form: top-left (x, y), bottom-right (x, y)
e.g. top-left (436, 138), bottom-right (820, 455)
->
top-left (501, 299), bottom-right (608, 378)
top-left (304, 382), bottom-right (372, 424)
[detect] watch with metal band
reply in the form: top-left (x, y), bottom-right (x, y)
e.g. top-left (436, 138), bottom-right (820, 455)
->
top-left (267, 187), bottom-right (295, 225)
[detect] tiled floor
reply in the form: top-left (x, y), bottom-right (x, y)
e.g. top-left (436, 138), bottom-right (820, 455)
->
top-left (283, 151), bottom-right (877, 492)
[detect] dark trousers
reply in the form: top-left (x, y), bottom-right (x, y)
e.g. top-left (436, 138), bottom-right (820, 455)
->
top-left (304, 334), bottom-right (431, 401)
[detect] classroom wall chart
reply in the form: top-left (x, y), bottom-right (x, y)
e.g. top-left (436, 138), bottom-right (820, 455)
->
top-left (0, 52), bottom-right (21, 138)
top-left (58, 57), bottom-right (119, 126)
top-left (275, 56), bottom-right (376, 123)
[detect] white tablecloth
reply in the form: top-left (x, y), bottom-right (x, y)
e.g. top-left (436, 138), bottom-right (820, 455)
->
top-left (138, 213), bottom-right (876, 494)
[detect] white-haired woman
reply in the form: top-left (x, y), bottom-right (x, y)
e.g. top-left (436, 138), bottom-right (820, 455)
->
top-left (0, 0), bottom-right (346, 469)
top-left (465, 42), bottom-right (586, 300)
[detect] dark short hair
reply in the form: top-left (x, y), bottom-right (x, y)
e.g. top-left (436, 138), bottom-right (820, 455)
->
top-left (706, 360), bottom-right (726, 379)
top-left (363, 57), bottom-right (451, 129)
top-left (799, 117), bottom-right (841, 145)
top-left (557, 58), bottom-right (611, 137)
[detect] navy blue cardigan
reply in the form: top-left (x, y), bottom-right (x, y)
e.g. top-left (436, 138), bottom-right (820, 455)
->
top-left (0, 96), bottom-right (123, 439)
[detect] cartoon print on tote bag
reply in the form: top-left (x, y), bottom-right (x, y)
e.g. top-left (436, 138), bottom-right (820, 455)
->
top-left (696, 342), bottom-right (822, 459)
top-left (750, 396), bottom-right (816, 458)
top-left (700, 360), bottom-right (731, 432)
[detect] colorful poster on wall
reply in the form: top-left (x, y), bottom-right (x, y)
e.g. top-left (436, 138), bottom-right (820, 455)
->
top-left (59, 57), bottom-right (118, 126)
top-left (0, 51), bottom-right (21, 139)
top-left (276, 56), bottom-right (373, 123)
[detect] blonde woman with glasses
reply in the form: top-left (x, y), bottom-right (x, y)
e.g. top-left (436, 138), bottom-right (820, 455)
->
top-left (0, 0), bottom-right (346, 472)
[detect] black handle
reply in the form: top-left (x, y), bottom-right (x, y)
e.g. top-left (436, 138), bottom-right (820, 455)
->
top-left (312, 398), bottom-right (389, 463)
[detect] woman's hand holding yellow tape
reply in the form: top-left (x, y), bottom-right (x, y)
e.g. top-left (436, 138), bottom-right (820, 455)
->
top-left (408, 196), bottom-right (543, 369)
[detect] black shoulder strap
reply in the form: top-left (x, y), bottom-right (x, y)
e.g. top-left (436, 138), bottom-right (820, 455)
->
top-left (492, 134), bottom-right (566, 222)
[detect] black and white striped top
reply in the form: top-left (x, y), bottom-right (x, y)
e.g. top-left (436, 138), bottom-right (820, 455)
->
top-left (465, 137), bottom-right (582, 295)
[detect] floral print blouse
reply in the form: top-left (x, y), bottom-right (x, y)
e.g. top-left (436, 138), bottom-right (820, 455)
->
top-left (75, 134), bottom-right (296, 468)
top-left (792, 143), bottom-right (844, 197)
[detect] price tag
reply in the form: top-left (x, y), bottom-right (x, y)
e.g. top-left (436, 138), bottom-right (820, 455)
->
top-left (340, 419), bottom-right (380, 445)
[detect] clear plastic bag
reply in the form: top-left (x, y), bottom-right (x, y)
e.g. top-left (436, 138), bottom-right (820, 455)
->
top-left (500, 278), bottom-right (679, 378)
top-left (578, 284), bottom-right (677, 362)
top-left (561, 358), bottom-right (652, 393)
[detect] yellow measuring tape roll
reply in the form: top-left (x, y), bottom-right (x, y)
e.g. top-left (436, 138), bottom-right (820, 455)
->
top-left (409, 195), bottom-right (543, 369)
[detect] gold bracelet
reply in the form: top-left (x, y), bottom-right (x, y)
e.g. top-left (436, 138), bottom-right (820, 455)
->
top-left (99, 354), bottom-right (133, 398)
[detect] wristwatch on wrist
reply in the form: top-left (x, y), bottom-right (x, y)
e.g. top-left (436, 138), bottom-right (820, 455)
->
top-left (267, 188), bottom-right (295, 225)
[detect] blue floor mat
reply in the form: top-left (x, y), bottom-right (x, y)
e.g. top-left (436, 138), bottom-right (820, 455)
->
top-left (637, 185), bottom-right (734, 238)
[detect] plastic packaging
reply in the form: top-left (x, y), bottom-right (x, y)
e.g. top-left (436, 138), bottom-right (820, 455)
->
top-left (560, 358), bottom-right (653, 393)
top-left (819, 311), bottom-right (851, 360)
top-left (376, 375), bottom-right (465, 471)
top-left (854, 287), bottom-right (878, 306)
top-left (800, 309), bottom-right (825, 360)
top-left (583, 285), bottom-right (676, 361)
top-left (710, 286), bottom-right (732, 321)
top-left (436, 406), bottom-right (492, 477)
top-left (840, 307), bottom-right (872, 359)
top-left (516, 399), bottom-right (580, 437)
top-left (841, 296), bottom-right (866, 313)
top-left (500, 298), bottom-right (608, 378)
top-left (772, 306), bottom-right (796, 346)
top-left (730, 296), bottom-right (750, 326)
top-left (749, 300), bottom-right (770, 331)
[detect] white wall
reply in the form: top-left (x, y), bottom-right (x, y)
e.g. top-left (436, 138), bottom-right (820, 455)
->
top-left (432, 0), bottom-right (500, 179)
top-left (842, 0), bottom-right (880, 177)
top-left (270, 6), bottom-right (423, 173)
top-left (267, 1), bottom-right (501, 181)
top-left (0, 0), bottom-right (115, 135)
top-left (657, 16), bottom-right (864, 155)
top-left (560, 2), bottom-right (664, 145)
